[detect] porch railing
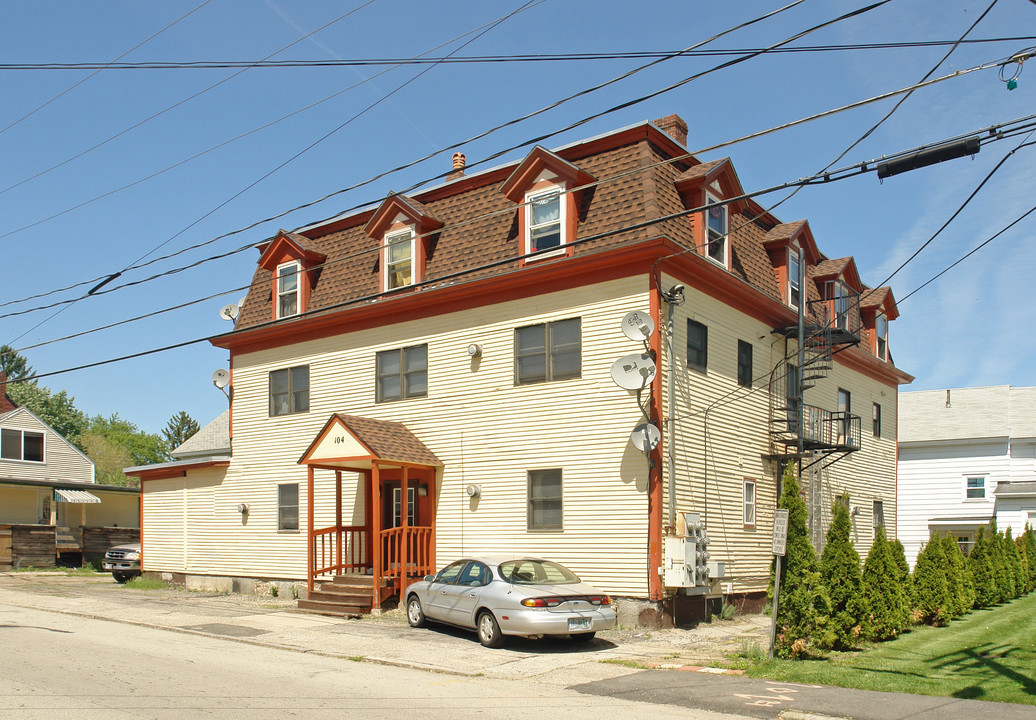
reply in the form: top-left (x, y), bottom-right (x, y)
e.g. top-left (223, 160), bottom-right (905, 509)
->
top-left (310, 525), bottom-right (368, 580)
top-left (379, 525), bottom-right (433, 593)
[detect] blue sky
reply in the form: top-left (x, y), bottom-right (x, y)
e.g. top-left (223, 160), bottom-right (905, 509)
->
top-left (1, 0), bottom-right (1034, 434)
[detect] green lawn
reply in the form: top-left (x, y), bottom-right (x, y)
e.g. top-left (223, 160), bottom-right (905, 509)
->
top-left (748, 591), bottom-right (1036, 705)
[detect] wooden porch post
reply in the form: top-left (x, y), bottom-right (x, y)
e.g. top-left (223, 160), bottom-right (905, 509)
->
top-left (362, 469), bottom-right (372, 571)
top-left (371, 462), bottom-right (382, 608)
top-left (335, 470), bottom-right (342, 575)
top-left (307, 465), bottom-right (315, 593)
top-left (429, 468), bottom-right (437, 571)
top-left (400, 465), bottom-right (409, 594)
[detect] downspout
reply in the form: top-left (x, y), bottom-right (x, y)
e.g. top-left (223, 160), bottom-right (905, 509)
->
top-left (648, 276), bottom-right (664, 602)
top-left (664, 285), bottom-right (685, 530)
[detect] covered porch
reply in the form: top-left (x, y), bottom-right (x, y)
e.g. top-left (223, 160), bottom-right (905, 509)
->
top-left (298, 413), bottom-right (442, 614)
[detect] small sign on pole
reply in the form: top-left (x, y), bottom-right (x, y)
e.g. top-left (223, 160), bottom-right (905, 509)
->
top-left (769, 509), bottom-right (789, 660)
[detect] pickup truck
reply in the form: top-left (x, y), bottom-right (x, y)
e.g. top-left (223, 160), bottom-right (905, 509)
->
top-left (102, 542), bottom-right (141, 583)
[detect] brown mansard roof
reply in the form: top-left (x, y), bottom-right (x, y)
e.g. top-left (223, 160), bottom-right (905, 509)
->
top-left (231, 118), bottom-right (871, 334)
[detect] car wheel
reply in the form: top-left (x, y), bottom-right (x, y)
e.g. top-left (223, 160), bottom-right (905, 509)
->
top-left (113, 573), bottom-right (130, 584)
top-left (477, 611), bottom-right (506, 648)
top-left (570, 631), bottom-right (596, 643)
top-left (406, 595), bottom-right (426, 628)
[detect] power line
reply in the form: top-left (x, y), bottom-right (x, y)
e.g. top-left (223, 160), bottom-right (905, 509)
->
top-left (0, 0), bottom-right (212, 136)
top-left (3, 37), bottom-right (1034, 71)
top-left (0, 1), bottom-right (378, 199)
top-left (15, 123), bottom-right (1035, 375)
top-left (0, 0), bottom-right (813, 309)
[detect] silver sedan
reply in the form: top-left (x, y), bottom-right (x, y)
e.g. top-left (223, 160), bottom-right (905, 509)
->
top-left (404, 557), bottom-right (616, 648)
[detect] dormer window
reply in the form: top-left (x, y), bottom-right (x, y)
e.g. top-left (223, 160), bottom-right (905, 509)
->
top-left (705, 193), bottom-right (727, 266)
top-left (788, 247), bottom-right (801, 309)
top-left (385, 229), bottom-right (414, 289)
top-left (277, 261), bottom-right (300, 318)
top-left (527, 188), bottom-right (563, 254)
top-left (876, 314), bottom-right (888, 361)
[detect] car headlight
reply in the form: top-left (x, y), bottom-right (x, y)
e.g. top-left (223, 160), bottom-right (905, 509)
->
top-left (125, 552), bottom-right (140, 560)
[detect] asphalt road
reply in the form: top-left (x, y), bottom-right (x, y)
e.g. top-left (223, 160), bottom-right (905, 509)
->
top-left (0, 603), bottom-right (746, 720)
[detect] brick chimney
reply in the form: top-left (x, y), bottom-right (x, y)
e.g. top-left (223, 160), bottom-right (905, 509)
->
top-left (448, 152), bottom-right (466, 180)
top-left (653, 114), bottom-right (688, 147)
top-left (0, 371), bottom-right (16, 413)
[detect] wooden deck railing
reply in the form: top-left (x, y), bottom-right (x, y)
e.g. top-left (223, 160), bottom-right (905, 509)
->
top-left (379, 525), bottom-right (433, 593)
top-left (310, 525), bottom-right (368, 580)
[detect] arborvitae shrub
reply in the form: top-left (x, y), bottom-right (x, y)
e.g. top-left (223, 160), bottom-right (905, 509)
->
top-left (889, 538), bottom-right (913, 610)
top-left (770, 463), bottom-right (835, 657)
top-left (913, 533), bottom-right (951, 625)
top-left (862, 527), bottom-right (908, 640)
top-left (968, 526), bottom-right (998, 608)
top-left (940, 533), bottom-right (973, 617)
top-left (820, 499), bottom-right (866, 649)
top-left (1022, 523), bottom-right (1036, 592)
top-left (1005, 528), bottom-right (1024, 599)
top-left (989, 521), bottom-right (1012, 602)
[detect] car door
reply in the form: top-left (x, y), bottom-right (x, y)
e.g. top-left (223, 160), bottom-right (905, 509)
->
top-left (445, 561), bottom-right (491, 628)
top-left (425, 560), bottom-right (466, 621)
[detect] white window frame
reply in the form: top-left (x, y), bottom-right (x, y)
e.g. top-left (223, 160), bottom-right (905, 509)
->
top-left (277, 483), bottom-right (300, 532)
top-left (704, 191), bottom-right (727, 267)
top-left (876, 313), bottom-right (888, 361)
top-left (964, 475), bottom-right (987, 501)
top-left (743, 479), bottom-right (756, 527)
top-left (384, 228), bottom-right (415, 290)
top-left (788, 246), bottom-right (801, 309)
top-left (276, 261), bottom-right (301, 319)
top-left (0, 428), bottom-right (45, 463)
top-left (524, 186), bottom-right (566, 258)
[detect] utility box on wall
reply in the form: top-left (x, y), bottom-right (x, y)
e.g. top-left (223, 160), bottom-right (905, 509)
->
top-left (664, 536), bottom-right (696, 587)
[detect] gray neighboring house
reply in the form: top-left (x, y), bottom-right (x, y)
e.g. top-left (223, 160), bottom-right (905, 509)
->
top-left (897, 385), bottom-right (1036, 567)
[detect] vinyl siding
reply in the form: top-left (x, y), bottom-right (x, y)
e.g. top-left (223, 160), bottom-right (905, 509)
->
top-left (0, 409), bottom-right (94, 484)
top-left (155, 276), bottom-right (655, 594)
top-left (661, 273), bottom-right (899, 592)
top-left (0, 487), bottom-right (39, 524)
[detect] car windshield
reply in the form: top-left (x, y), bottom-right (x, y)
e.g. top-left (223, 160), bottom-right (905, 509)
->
top-left (499, 559), bottom-right (580, 585)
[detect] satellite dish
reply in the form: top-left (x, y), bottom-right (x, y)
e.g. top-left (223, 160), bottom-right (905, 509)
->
top-left (219, 303), bottom-right (239, 321)
top-left (610, 353), bottom-right (656, 390)
top-left (211, 368), bottom-right (230, 389)
top-left (621, 311), bottom-right (654, 341)
top-left (631, 423), bottom-right (661, 452)
top-left (237, 296), bottom-right (247, 308)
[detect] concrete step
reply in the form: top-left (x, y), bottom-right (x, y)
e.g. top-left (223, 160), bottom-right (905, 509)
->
top-left (297, 598), bottom-right (368, 618)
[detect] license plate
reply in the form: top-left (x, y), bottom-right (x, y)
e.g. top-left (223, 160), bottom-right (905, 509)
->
top-left (568, 617), bottom-right (591, 631)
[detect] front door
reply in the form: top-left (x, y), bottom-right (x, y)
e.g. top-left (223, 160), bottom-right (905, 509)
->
top-left (381, 483), bottom-right (422, 528)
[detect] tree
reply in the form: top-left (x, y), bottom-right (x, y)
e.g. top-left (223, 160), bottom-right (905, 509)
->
top-left (769, 463), bottom-right (835, 658)
top-left (0, 344), bottom-right (33, 380)
top-left (162, 411), bottom-right (200, 454)
top-left (6, 381), bottom-right (88, 448)
top-left (989, 521), bottom-right (1012, 602)
top-left (83, 414), bottom-right (168, 486)
top-left (820, 498), bottom-right (866, 649)
top-left (968, 526), bottom-right (998, 608)
top-left (1022, 523), bottom-right (1036, 592)
top-left (1004, 528), bottom-right (1024, 599)
top-left (862, 527), bottom-right (908, 640)
top-left (913, 533), bottom-right (951, 625)
top-left (940, 533), bottom-right (973, 617)
top-left (888, 538), bottom-right (914, 610)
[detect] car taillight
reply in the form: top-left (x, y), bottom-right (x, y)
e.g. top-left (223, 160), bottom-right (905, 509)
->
top-left (588, 596), bottom-right (611, 606)
top-left (520, 597), bottom-right (563, 608)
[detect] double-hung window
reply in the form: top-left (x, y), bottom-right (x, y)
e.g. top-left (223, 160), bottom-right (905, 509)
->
top-left (278, 483), bottom-right (299, 531)
top-left (515, 318), bottom-right (581, 384)
top-left (277, 261), bottom-right (300, 318)
top-left (837, 388), bottom-right (851, 445)
top-left (0, 428), bottom-right (44, 462)
top-left (872, 402), bottom-right (882, 438)
top-left (743, 479), bottom-right (756, 527)
top-left (788, 248), bottom-right (801, 309)
top-left (704, 193), bottom-right (727, 266)
top-left (528, 469), bottom-right (562, 530)
top-left (737, 340), bottom-right (753, 387)
top-left (687, 319), bottom-right (708, 372)
top-left (526, 189), bottom-right (563, 254)
top-left (873, 500), bottom-right (885, 531)
top-left (965, 476), bottom-right (986, 500)
top-left (376, 344), bottom-right (428, 402)
top-left (876, 314), bottom-right (888, 361)
top-left (385, 229), bottom-right (414, 290)
top-left (269, 366), bottom-right (309, 416)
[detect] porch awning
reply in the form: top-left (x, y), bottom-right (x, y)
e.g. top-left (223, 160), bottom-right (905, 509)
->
top-left (54, 488), bottom-right (101, 503)
top-left (298, 413), bottom-right (442, 471)
top-left (928, 516), bottom-right (992, 528)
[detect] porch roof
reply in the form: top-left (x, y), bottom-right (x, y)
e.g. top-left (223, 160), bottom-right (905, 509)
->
top-left (298, 413), bottom-right (442, 470)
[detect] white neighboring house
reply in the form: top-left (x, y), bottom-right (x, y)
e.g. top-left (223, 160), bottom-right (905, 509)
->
top-left (897, 385), bottom-right (1036, 567)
